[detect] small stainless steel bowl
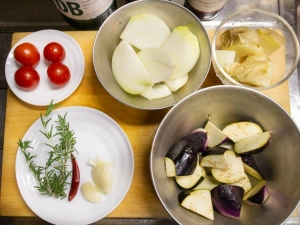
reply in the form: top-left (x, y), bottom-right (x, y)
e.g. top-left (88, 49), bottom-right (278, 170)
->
top-left (151, 85), bottom-right (300, 225)
top-left (93, 0), bottom-right (211, 110)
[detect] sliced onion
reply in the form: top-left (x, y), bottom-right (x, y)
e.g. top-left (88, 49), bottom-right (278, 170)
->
top-left (112, 40), bottom-right (153, 94)
top-left (137, 48), bottom-right (175, 83)
top-left (164, 74), bottom-right (188, 92)
top-left (162, 26), bottom-right (200, 80)
top-left (120, 13), bottom-right (171, 50)
top-left (140, 83), bottom-right (172, 100)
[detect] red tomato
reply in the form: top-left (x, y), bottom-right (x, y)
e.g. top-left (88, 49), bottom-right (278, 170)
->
top-left (14, 67), bottom-right (40, 90)
top-left (13, 42), bottom-right (40, 67)
top-left (47, 63), bottom-right (71, 86)
top-left (43, 42), bottom-right (66, 63)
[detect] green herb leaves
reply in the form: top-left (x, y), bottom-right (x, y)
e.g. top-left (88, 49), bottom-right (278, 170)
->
top-left (18, 100), bottom-right (77, 199)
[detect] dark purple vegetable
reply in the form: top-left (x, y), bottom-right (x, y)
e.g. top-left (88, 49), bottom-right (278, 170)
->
top-left (202, 146), bottom-right (228, 157)
top-left (166, 128), bottom-right (208, 159)
top-left (240, 154), bottom-right (263, 180)
top-left (174, 147), bottom-right (198, 176)
top-left (243, 180), bottom-right (268, 205)
top-left (211, 185), bottom-right (244, 219)
top-left (234, 131), bottom-right (271, 154)
top-left (165, 128), bottom-right (208, 176)
top-left (175, 159), bottom-right (206, 189)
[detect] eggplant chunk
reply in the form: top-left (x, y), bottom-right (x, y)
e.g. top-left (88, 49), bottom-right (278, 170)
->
top-left (166, 128), bottom-right (208, 161)
top-left (243, 180), bottom-right (269, 205)
top-left (211, 157), bottom-right (246, 183)
top-left (193, 175), bottom-right (220, 191)
top-left (211, 185), bottom-right (244, 219)
top-left (175, 147), bottom-right (198, 176)
top-left (204, 121), bottom-right (229, 147)
top-left (164, 157), bottom-right (176, 177)
top-left (234, 131), bottom-right (271, 154)
top-left (240, 154), bottom-right (263, 180)
top-left (201, 147), bottom-right (236, 169)
top-left (175, 160), bottom-right (206, 189)
top-left (222, 121), bottom-right (263, 143)
top-left (179, 189), bottom-right (214, 220)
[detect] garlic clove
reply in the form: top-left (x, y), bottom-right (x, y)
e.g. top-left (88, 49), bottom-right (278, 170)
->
top-left (91, 166), bottom-right (113, 194)
top-left (81, 182), bottom-right (102, 203)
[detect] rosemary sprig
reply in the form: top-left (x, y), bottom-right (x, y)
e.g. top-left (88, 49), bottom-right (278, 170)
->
top-left (18, 100), bottom-right (77, 199)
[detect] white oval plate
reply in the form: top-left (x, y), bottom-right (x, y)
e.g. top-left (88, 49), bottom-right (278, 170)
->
top-left (5, 30), bottom-right (84, 106)
top-left (15, 106), bottom-right (134, 225)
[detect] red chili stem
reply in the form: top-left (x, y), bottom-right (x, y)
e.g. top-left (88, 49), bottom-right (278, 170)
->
top-left (68, 153), bottom-right (80, 201)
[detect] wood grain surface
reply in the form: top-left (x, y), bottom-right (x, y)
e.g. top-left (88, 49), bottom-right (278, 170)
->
top-left (0, 30), bottom-right (290, 218)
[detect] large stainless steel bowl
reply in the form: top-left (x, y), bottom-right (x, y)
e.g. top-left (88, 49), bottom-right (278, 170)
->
top-left (150, 85), bottom-right (300, 225)
top-left (93, 0), bottom-right (211, 110)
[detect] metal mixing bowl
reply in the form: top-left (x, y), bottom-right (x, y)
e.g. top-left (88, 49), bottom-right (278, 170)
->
top-left (93, 0), bottom-right (211, 110)
top-left (150, 85), bottom-right (300, 225)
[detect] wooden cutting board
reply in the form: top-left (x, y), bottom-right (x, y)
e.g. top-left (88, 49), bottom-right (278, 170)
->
top-left (0, 30), bottom-right (290, 218)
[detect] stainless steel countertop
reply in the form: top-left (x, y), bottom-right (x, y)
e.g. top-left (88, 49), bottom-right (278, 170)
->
top-left (0, 0), bottom-right (299, 224)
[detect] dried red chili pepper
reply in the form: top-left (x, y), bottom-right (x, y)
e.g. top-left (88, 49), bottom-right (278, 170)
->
top-left (68, 153), bottom-right (80, 201)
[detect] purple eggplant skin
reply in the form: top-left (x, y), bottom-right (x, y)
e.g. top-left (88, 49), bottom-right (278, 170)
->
top-left (202, 146), bottom-right (228, 157)
top-left (245, 184), bottom-right (269, 205)
top-left (174, 147), bottom-right (198, 176)
top-left (211, 185), bottom-right (244, 219)
top-left (240, 154), bottom-right (261, 173)
top-left (166, 128), bottom-right (208, 161)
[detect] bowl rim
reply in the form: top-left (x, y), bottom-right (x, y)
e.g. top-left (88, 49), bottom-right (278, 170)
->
top-left (92, 0), bottom-right (211, 110)
top-left (211, 8), bottom-right (300, 90)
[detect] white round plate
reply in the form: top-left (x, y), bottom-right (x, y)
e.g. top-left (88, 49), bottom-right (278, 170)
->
top-left (5, 30), bottom-right (84, 106)
top-left (15, 106), bottom-right (134, 225)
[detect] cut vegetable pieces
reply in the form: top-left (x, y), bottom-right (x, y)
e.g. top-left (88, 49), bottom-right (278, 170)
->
top-left (201, 148), bottom-right (236, 169)
top-left (140, 83), bottom-right (172, 100)
top-left (120, 13), bottom-right (171, 50)
top-left (243, 180), bottom-right (268, 205)
top-left (204, 120), bottom-right (228, 147)
top-left (257, 28), bottom-right (286, 56)
top-left (164, 74), bottom-right (188, 92)
top-left (211, 185), bottom-right (244, 219)
top-left (240, 154), bottom-right (263, 180)
top-left (211, 157), bottom-right (246, 183)
top-left (81, 182), bottom-right (102, 204)
top-left (175, 161), bottom-right (206, 189)
top-left (220, 27), bottom-right (261, 58)
top-left (234, 131), bottom-right (271, 154)
top-left (222, 121), bottom-right (263, 143)
top-left (165, 157), bottom-right (176, 177)
top-left (193, 175), bottom-right (220, 191)
top-left (215, 50), bottom-right (236, 68)
top-left (112, 40), bottom-right (153, 94)
top-left (137, 48), bottom-right (175, 83)
top-left (179, 189), bottom-right (214, 220)
top-left (162, 26), bottom-right (200, 80)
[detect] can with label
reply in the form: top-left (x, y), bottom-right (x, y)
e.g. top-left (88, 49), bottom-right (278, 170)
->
top-left (53, 0), bottom-right (117, 30)
top-left (184, 0), bottom-right (227, 20)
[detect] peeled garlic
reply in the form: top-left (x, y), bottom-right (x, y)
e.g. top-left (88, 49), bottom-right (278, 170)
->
top-left (81, 182), bottom-right (102, 203)
top-left (91, 166), bottom-right (113, 194)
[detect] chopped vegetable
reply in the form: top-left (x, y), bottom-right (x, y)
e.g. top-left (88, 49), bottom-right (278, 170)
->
top-left (201, 147), bottom-right (236, 169)
top-left (211, 157), bottom-right (246, 183)
top-left (257, 28), bottom-right (286, 56)
top-left (162, 26), bottom-right (200, 80)
top-left (240, 154), bottom-right (263, 180)
top-left (193, 175), bottom-right (220, 191)
top-left (120, 13), bottom-right (171, 50)
top-left (164, 74), bottom-right (188, 92)
top-left (234, 131), bottom-right (271, 154)
top-left (243, 180), bottom-right (269, 205)
top-left (204, 121), bottom-right (229, 147)
top-left (179, 189), bottom-right (214, 220)
top-left (211, 185), bottom-right (244, 219)
top-left (222, 121), bottom-right (263, 143)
